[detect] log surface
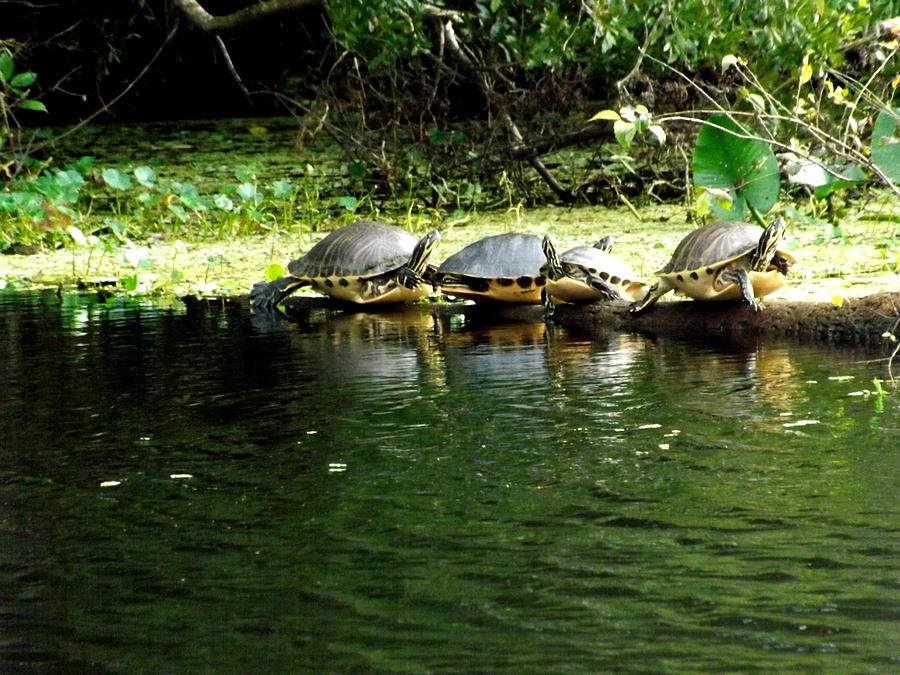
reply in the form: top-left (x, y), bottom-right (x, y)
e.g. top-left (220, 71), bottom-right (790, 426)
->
top-left (552, 292), bottom-right (900, 345)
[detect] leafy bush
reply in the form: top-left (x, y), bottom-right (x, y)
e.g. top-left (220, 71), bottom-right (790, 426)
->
top-left (326, 0), bottom-right (887, 101)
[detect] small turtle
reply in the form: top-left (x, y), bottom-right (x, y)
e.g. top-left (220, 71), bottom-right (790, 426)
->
top-left (250, 220), bottom-right (440, 308)
top-left (630, 217), bottom-right (794, 314)
top-left (541, 234), bottom-right (647, 306)
top-left (435, 233), bottom-right (546, 304)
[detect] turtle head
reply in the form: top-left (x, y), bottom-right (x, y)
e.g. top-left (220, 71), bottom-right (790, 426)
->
top-left (407, 230), bottom-right (441, 276)
top-left (396, 230), bottom-right (441, 289)
top-left (751, 217), bottom-right (787, 271)
top-left (541, 235), bottom-right (564, 281)
top-left (593, 235), bottom-right (614, 252)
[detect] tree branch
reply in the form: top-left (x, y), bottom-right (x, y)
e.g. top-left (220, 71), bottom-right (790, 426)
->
top-left (424, 10), bottom-right (575, 202)
top-left (27, 20), bottom-right (180, 155)
top-left (215, 35), bottom-right (251, 98)
top-left (173, 0), bottom-right (321, 33)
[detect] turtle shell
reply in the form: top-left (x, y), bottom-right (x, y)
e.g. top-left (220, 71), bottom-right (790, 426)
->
top-left (289, 220), bottom-right (420, 279)
top-left (438, 233), bottom-right (545, 277)
top-left (436, 233), bottom-right (546, 303)
top-left (248, 220), bottom-right (438, 307)
top-left (660, 221), bottom-right (765, 274)
top-left (551, 244), bottom-right (646, 302)
top-left (658, 220), bottom-right (794, 302)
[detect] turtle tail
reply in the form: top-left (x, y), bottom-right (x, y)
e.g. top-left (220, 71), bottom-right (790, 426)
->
top-left (249, 277), bottom-right (307, 309)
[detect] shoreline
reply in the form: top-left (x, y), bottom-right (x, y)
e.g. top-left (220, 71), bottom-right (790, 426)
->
top-left (2, 205), bottom-right (896, 304)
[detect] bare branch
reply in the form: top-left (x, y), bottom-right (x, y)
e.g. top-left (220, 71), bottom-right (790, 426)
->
top-left (215, 35), bottom-right (251, 99)
top-left (173, 0), bottom-right (321, 33)
top-left (425, 12), bottom-right (575, 202)
top-left (30, 20), bottom-right (181, 153)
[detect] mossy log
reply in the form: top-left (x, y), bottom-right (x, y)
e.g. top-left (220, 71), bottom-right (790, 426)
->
top-left (552, 292), bottom-right (900, 345)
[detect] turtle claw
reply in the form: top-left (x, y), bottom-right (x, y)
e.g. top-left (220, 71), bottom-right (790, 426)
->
top-left (395, 267), bottom-right (423, 290)
top-left (588, 279), bottom-right (617, 301)
top-left (250, 280), bottom-right (281, 310)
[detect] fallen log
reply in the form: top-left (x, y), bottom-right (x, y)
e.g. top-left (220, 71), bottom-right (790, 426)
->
top-left (234, 291), bottom-right (899, 349)
top-left (552, 292), bottom-right (900, 346)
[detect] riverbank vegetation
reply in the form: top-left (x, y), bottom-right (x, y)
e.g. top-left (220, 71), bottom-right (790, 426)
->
top-left (0, 1), bottom-right (897, 299)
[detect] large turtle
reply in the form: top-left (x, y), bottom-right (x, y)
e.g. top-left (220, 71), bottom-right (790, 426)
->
top-left (250, 220), bottom-right (440, 308)
top-left (541, 234), bottom-right (647, 305)
top-left (435, 233), bottom-right (546, 304)
top-left (629, 217), bottom-right (794, 313)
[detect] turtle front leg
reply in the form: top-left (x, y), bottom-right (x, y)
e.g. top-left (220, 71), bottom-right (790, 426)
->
top-left (395, 266), bottom-right (424, 290)
top-left (628, 279), bottom-right (672, 314)
top-left (542, 288), bottom-right (556, 321)
top-left (589, 277), bottom-right (618, 301)
top-left (719, 267), bottom-right (762, 311)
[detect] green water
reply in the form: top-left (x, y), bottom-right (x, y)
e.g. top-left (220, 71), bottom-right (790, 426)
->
top-left (1, 291), bottom-right (897, 672)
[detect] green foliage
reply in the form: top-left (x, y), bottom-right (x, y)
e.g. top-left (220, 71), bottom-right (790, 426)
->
top-left (692, 115), bottom-right (781, 220)
top-left (102, 167), bottom-right (132, 190)
top-left (326, 0), bottom-right (885, 95)
top-left (133, 166), bottom-right (155, 188)
top-left (872, 108), bottom-right (900, 183)
top-left (590, 105), bottom-right (666, 148)
top-left (0, 48), bottom-right (46, 119)
top-left (0, 156), bottom-right (327, 250)
top-left (264, 263), bottom-right (286, 281)
top-left (328, 0), bottom-right (430, 70)
top-left (317, 0), bottom-right (893, 209)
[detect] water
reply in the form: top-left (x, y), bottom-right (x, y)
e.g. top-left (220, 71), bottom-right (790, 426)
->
top-left (1, 291), bottom-right (897, 672)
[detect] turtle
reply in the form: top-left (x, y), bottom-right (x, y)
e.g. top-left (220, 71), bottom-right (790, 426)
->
top-left (541, 234), bottom-right (648, 306)
top-left (629, 217), bottom-right (795, 314)
top-left (250, 220), bottom-right (440, 308)
top-left (435, 233), bottom-right (547, 304)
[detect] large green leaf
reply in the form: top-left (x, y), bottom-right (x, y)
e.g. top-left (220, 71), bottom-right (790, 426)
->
top-left (0, 50), bottom-right (13, 84)
top-left (10, 71), bottom-right (36, 88)
top-left (871, 108), bottom-right (900, 184)
top-left (693, 115), bottom-right (780, 220)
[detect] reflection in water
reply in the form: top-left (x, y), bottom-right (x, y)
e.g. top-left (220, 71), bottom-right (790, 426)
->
top-left (0, 291), bottom-right (897, 672)
top-left (635, 337), bottom-right (806, 416)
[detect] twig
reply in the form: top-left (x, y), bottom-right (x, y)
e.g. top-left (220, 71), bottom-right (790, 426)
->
top-left (427, 13), bottom-right (575, 202)
top-left (28, 20), bottom-right (180, 153)
top-left (887, 314), bottom-right (900, 383)
top-left (641, 50), bottom-right (900, 196)
top-left (252, 87), bottom-right (371, 156)
top-left (615, 11), bottom-right (666, 95)
top-left (215, 35), bottom-right (251, 99)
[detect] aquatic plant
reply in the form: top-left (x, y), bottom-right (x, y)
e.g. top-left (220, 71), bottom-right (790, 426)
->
top-left (591, 50), bottom-right (899, 225)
